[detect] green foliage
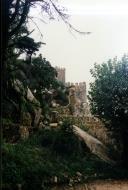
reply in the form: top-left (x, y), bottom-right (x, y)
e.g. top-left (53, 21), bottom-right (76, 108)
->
top-left (3, 0), bottom-right (69, 125)
top-left (29, 54), bottom-right (57, 91)
top-left (40, 119), bottom-right (88, 157)
top-left (2, 98), bottom-right (20, 123)
top-left (3, 126), bottom-right (128, 189)
top-left (14, 35), bottom-right (42, 55)
top-left (53, 83), bottom-right (69, 106)
top-left (11, 54), bottom-right (67, 106)
top-left (4, 52), bottom-right (65, 122)
top-left (2, 141), bottom-right (55, 189)
top-left (88, 55), bottom-right (128, 128)
top-left (2, 118), bottom-right (14, 126)
top-left (52, 119), bottom-right (86, 156)
top-left (88, 55), bottom-right (128, 166)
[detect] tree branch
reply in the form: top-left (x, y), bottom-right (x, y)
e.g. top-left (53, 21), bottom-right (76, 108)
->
top-left (29, 17), bottom-right (44, 39)
top-left (49, 0), bottom-right (91, 35)
top-left (9, 0), bottom-right (30, 38)
top-left (9, 0), bottom-right (20, 24)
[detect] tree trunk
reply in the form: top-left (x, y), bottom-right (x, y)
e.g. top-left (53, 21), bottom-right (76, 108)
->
top-left (1, 0), bottom-right (9, 97)
top-left (1, 0), bottom-right (9, 187)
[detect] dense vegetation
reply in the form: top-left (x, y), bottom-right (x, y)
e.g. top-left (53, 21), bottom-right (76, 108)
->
top-left (2, 0), bottom-right (69, 125)
top-left (88, 55), bottom-right (128, 167)
top-left (3, 120), bottom-right (128, 190)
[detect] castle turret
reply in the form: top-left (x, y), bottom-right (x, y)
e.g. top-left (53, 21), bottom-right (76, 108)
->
top-left (55, 67), bottom-right (65, 84)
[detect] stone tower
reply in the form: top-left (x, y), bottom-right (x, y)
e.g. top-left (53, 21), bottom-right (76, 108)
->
top-left (55, 66), bottom-right (65, 84)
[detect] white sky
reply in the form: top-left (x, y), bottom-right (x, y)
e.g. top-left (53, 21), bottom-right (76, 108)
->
top-left (29, 0), bottom-right (128, 91)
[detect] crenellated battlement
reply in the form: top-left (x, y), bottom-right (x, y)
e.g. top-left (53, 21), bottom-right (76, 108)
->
top-left (55, 67), bottom-right (88, 114)
top-left (66, 82), bottom-right (86, 88)
top-left (66, 82), bottom-right (87, 103)
top-left (55, 66), bottom-right (65, 71)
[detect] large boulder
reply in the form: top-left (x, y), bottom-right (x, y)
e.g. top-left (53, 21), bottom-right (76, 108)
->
top-left (13, 80), bottom-right (42, 128)
top-left (26, 88), bottom-right (42, 128)
top-left (27, 88), bottom-right (40, 105)
top-left (33, 107), bottom-right (42, 128)
top-left (13, 79), bottom-right (26, 96)
top-left (73, 125), bottom-right (116, 165)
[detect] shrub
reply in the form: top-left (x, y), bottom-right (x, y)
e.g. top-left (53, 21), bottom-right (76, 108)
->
top-left (2, 142), bottom-right (53, 189)
top-left (52, 119), bottom-right (88, 157)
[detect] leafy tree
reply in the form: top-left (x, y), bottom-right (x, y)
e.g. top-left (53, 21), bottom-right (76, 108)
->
top-left (1, 0), bottom-right (68, 99)
top-left (2, 31), bottom-right (42, 123)
top-left (30, 54), bottom-right (57, 90)
top-left (7, 53), bottom-right (68, 121)
top-left (1, 0), bottom-right (68, 59)
top-left (30, 55), bottom-right (68, 103)
top-left (88, 55), bottom-right (128, 167)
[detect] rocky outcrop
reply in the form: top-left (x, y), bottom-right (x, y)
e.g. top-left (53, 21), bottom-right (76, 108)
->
top-left (13, 79), bottom-right (43, 135)
top-left (33, 107), bottom-right (42, 127)
top-left (13, 79), bottom-right (26, 95)
top-left (73, 125), bottom-right (115, 165)
top-left (27, 88), bottom-right (39, 105)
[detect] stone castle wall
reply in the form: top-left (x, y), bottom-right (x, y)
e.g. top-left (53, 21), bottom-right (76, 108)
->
top-left (52, 104), bottom-right (112, 146)
top-left (55, 67), bottom-right (91, 116)
top-left (58, 114), bottom-right (113, 146)
top-left (66, 82), bottom-right (87, 103)
top-left (55, 66), bottom-right (87, 103)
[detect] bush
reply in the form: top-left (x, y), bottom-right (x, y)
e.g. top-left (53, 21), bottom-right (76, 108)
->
top-left (2, 142), bottom-right (53, 189)
top-left (51, 119), bottom-right (88, 157)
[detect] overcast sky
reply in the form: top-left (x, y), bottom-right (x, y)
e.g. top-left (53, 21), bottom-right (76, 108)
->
top-left (29, 0), bottom-right (128, 91)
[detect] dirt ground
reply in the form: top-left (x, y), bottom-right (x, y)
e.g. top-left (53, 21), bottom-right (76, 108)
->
top-left (85, 180), bottom-right (128, 190)
top-left (52, 180), bottom-right (128, 190)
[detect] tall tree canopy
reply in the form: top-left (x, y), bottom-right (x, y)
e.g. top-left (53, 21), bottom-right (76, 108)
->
top-left (2, 0), bottom-right (68, 55)
top-left (1, 0), bottom-right (68, 96)
top-left (88, 55), bottom-right (128, 167)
